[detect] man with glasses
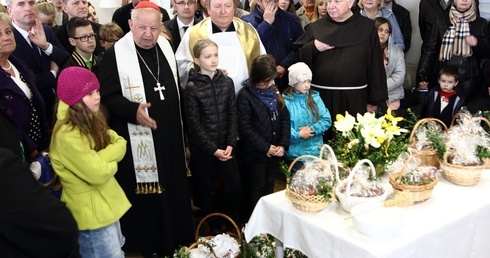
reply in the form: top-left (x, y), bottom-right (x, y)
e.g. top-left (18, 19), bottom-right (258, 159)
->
top-left (56, 0), bottom-right (104, 56)
top-left (61, 17), bottom-right (101, 74)
top-left (164, 0), bottom-right (202, 52)
top-left (113, 0), bottom-right (170, 35)
top-left (7, 0), bottom-right (69, 124)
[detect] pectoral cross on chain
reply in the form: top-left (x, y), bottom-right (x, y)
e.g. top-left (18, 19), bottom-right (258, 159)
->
top-left (154, 82), bottom-right (166, 100)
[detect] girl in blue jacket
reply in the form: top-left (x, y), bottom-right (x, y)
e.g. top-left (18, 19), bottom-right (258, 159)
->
top-left (282, 62), bottom-right (332, 163)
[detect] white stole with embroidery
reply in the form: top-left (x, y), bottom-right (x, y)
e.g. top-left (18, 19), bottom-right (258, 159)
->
top-left (114, 32), bottom-right (178, 194)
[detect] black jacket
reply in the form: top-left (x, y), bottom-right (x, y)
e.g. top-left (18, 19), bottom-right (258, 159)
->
top-left (163, 17), bottom-right (202, 52)
top-left (237, 82), bottom-right (290, 163)
top-left (184, 69), bottom-right (237, 155)
top-left (419, 0), bottom-right (480, 42)
top-left (417, 14), bottom-right (490, 85)
top-left (420, 86), bottom-right (466, 127)
top-left (392, 1), bottom-right (412, 53)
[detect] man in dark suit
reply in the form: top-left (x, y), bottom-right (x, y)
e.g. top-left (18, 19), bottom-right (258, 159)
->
top-left (56, 0), bottom-right (103, 56)
top-left (113, 0), bottom-right (170, 35)
top-left (7, 0), bottom-right (70, 124)
top-left (164, 0), bottom-right (202, 52)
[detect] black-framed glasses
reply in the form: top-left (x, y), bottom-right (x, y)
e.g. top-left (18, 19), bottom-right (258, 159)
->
top-left (100, 37), bottom-right (119, 43)
top-left (72, 33), bottom-right (97, 42)
top-left (174, 0), bottom-right (196, 6)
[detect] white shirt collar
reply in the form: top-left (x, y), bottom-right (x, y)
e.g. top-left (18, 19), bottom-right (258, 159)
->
top-left (176, 17), bottom-right (194, 30)
top-left (12, 21), bottom-right (31, 44)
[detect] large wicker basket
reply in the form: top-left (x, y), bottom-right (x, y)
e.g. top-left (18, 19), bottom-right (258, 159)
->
top-left (440, 152), bottom-right (486, 186)
top-left (335, 159), bottom-right (388, 213)
top-left (408, 118), bottom-right (447, 168)
top-left (185, 213), bottom-right (241, 257)
top-left (389, 153), bottom-right (438, 204)
top-left (439, 114), bottom-right (490, 186)
top-left (285, 150), bottom-right (335, 212)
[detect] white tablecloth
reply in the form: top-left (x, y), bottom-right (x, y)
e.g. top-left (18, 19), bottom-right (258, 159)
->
top-left (245, 172), bottom-right (490, 258)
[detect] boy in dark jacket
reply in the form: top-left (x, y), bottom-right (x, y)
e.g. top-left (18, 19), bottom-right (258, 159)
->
top-left (62, 17), bottom-right (101, 74)
top-left (420, 65), bottom-right (466, 127)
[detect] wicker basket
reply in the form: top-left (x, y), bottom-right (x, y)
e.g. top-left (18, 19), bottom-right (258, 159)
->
top-left (185, 213), bottom-right (241, 257)
top-left (285, 151), bottom-right (335, 212)
top-left (389, 153), bottom-right (438, 204)
top-left (440, 152), bottom-right (486, 186)
top-left (335, 159), bottom-right (388, 213)
top-left (439, 114), bottom-right (490, 186)
top-left (408, 118), bottom-right (447, 169)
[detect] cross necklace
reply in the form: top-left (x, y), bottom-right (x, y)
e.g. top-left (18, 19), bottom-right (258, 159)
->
top-left (136, 47), bottom-right (165, 100)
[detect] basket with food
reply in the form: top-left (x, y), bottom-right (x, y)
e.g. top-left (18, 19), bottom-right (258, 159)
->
top-left (438, 112), bottom-right (490, 186)
top-left (176, 213), bottom-right (241, 258)
top-left (389, 153), bottom-right (439, 204)
top-left (285, 150), bottom-right (336, 212)
top-left (335, 159), bottom-right (387, 213)
top-left (408, 118), bottom-right (447, 168)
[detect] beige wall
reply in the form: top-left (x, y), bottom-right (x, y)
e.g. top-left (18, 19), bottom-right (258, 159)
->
top-left (396, 0), bottom-right (422, 65)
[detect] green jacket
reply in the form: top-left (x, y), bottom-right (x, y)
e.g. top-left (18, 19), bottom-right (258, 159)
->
top-left (50, 101), bottom-right (131, 230)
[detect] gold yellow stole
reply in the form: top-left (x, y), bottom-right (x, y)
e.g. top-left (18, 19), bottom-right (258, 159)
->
top-left (188, 17), bottom-right (261, 72)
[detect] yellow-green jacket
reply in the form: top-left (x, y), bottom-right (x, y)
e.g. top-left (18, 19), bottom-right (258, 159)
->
top-left (50, 101), bottom-right (131, 230)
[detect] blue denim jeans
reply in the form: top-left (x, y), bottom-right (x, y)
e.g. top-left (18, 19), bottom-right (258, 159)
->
top-left (78, 220), bottom-right (125, 258)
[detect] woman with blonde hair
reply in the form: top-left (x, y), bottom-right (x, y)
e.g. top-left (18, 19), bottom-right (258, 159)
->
top-left (36, 1), bottom-right (56, 28)
top-left (0, 13), bottom-right (50, 161)
top-left (311, 0), bottom-right (327, 22)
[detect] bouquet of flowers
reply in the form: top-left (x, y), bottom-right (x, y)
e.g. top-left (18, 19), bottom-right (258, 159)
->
top-left (329, 109), bottom-right (415, 176)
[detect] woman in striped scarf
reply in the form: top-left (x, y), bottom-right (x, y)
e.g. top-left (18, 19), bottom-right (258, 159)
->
top-left (417, 0), bottom-right (490, 103)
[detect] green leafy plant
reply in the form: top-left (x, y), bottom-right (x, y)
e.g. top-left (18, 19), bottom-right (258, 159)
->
top-left (317, 177), bottom-right (334, 200)
top-left (427, 129), bottom-right (446, 160)
top-left (279, 160), bottom-right (290, 181)
top-left (240, 234), bottom-right (275, 258)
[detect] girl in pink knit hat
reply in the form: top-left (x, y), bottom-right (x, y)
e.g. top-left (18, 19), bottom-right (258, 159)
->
top-left (49, 67), bottom-right (131, 257)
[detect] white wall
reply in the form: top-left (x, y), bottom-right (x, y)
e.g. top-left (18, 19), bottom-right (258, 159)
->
top-left (94, 0), bottom-right (172, 25)
top-left (396, 0), bottom-right (422, 65)
top-left (93, 0), bottom-right (118, 24)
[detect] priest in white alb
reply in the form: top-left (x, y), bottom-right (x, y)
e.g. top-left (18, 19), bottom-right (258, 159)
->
top-left (175, 0), bottom-right (266, 92)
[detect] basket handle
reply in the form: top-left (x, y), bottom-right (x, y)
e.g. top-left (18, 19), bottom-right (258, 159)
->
top-left (319, 144), bottom-right (340, 183)
top-left (450, 112), bottom-right (473, 127)
top-left (195, 213), bottom-right (242, 242)
top-left (397, 153), bottom-right (427, 176)
top-left (185, 241), bottom-right (218, 257)
top-left (473, 116), bottom-right (490, 127)
top-left (409, 118), bottom-right (447, 144)
top-left (344, 159), bottom-right (376, 200)
top-left (287, 154), bottom-right (334, 183)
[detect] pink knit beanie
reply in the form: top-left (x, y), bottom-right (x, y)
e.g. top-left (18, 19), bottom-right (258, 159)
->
top-left (57, 67), bottom-right (100, 106)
